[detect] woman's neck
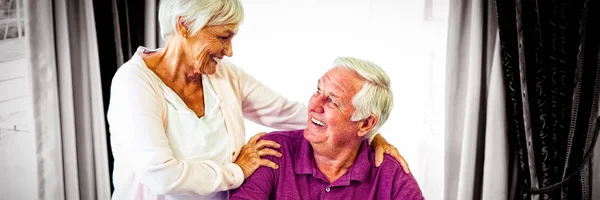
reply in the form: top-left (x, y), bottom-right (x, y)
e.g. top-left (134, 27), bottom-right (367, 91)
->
top-left (145, 39), bottom-right (200, 86)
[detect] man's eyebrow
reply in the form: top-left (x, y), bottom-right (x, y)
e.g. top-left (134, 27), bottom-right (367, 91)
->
top-left (317, 78), bottom-right (339, 98)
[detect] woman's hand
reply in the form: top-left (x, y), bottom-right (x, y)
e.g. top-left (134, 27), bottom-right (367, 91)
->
top-left (371, 133), bottom-right (410, 174)
top-left (234, 132), bottom-right (283, 179)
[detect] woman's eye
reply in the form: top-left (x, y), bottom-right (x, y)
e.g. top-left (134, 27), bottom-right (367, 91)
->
top-left (218, 36), bottom-right (228, 41)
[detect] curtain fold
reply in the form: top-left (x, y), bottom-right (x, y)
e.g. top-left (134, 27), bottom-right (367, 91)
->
top-left (495, 0), bottom-right (600, 199)
top-left (593, 132), bottom-right (600, 200)
top-left (445, 0), bottom-right (509, 199)
top-left (28, 0), bottom-right (111, 199)
top-left (144, 0), bottom-right (162, 49)
top-left (28, 0), bottom-right (65, 198)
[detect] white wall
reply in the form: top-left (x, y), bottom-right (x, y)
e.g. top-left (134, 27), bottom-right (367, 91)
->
top-left (229, 0), bottom-right (448, 199)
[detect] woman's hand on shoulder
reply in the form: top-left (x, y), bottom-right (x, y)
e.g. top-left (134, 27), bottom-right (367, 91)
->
top-left (234, 132), bottom-right (283, 179)
top-left (371, 133), bottom-right (410, 174)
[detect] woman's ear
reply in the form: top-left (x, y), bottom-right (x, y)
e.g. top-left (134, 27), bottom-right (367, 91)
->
top-left (176, 16), bottom-right (188, 38)
top-left (357, 115), bottom-right (378, 138)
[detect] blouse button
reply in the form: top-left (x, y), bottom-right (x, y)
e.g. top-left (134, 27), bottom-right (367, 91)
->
top-left (325, 187), bottom-right (331, 192)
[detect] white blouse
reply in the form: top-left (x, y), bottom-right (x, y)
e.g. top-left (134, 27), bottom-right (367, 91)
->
top-left (107, 47), bottom-right (307, 200)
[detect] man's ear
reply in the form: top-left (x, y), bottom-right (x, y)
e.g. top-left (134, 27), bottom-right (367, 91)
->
top-left (357, 115), bottom-right (378, 138)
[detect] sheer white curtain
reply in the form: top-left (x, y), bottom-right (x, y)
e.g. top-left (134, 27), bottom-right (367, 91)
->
top-left (27, 0), bottom-right (110, 199)
top-left (228, 1), bottom-right (448, 199)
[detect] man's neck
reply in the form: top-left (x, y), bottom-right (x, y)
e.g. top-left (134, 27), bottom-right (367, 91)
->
top-left (311, 140), bottom-right (363, 183)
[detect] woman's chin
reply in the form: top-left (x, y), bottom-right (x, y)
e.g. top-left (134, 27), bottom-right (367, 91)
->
top-left (203, 66), bottom-right (217, 74)
top-left (205, 61), bottom-right (219, 74)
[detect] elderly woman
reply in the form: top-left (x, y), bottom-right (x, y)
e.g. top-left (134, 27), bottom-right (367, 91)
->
top-left (107, 0), bottom-right (409, 199)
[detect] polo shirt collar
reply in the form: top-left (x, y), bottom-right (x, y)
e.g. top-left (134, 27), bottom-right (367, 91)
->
top-left (294, 132), bottom-right (372, 185)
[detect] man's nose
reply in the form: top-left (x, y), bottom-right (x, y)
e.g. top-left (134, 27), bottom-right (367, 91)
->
top-left (308, 95), bottom-right (325, 113)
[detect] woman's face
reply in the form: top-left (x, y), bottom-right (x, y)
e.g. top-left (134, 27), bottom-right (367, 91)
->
top-left (182, 23), bottom-right (238, 75)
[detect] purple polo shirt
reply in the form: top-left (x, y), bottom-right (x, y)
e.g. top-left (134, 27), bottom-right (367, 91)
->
top-left (230, 129), bottom-right (424, 200)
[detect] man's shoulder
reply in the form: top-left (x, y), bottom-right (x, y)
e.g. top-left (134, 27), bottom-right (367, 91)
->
top-left (259, 130), bottom-right (304, 159)
top-left (380, 155), bottom-right (403, 171)
top-left (376, 155), bottom-right (409, 180)
top-left (377, 155), bottom-right (424, 199)
top-left (260, 129), bottom-right (304, 144)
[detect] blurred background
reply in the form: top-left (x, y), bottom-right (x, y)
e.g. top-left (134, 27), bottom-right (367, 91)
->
top-left (1, 0), bottom-right (448, 199)
top-left (2, 0), bottom-right (600, 199)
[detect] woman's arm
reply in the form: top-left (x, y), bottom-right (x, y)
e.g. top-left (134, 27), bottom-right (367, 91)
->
top-left (108, 67), bottom-right (244, 195)
top-left (234, 66), bottom-right (307, 129)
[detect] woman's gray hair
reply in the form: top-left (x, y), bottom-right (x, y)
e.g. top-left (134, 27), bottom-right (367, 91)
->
top-left (158, 0), bottom-right (245, 40)
top-left (332, 57), bottom-right (394, 139)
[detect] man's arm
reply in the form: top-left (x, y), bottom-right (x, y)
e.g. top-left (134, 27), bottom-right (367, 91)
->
top-left (230, 158), bottom-right (277, 200)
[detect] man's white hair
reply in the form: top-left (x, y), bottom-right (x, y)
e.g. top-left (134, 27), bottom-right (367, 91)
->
top-left (333, 57), bottom-right (394, 139)
top-left (158, 0), bottom-right (244, 40)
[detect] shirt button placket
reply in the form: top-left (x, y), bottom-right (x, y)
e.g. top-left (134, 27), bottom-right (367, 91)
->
top-left (323, 186), bottom-right (332, 200)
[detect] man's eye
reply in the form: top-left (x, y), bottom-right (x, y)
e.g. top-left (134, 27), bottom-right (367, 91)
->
top-left (218, 36), bottom-right (228, 41)
top-left (328, 101), bottom-right (338, 108)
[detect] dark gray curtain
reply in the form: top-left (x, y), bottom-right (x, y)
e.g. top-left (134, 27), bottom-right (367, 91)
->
top-left (496, 0), bottom-right (600, 199)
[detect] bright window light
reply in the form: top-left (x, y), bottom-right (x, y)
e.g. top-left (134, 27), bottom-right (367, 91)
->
top-left (230, 1), bottom-right (448, 199)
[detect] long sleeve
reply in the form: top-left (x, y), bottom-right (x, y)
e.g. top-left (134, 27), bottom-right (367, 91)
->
top-left (233, 66), bottom-right (308, 130)
top-left (107, 65), bottom-right (244, 196)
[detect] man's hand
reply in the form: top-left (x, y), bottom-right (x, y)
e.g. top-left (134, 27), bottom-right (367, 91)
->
top-left (371, 133), bottom-right (410, 174)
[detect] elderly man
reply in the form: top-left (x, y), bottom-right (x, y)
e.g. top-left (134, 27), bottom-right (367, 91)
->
top-left (230, 57), bottom-right (424, 200)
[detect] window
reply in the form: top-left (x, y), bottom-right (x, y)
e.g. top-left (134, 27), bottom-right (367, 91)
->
top-left (232, 1), bottom-right (448, 199)
top-left (0, 0), bottom-right (29, 136)
top-left (0, 0), bottom-right (26, 62)
top-left (0, 1), bottom-right (34, 199)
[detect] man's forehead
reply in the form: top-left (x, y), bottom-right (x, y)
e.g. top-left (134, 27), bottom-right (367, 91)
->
top-left (319, 68), bottom-right (364, 96)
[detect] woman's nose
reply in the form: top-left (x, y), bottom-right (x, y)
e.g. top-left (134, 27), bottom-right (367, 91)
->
top-left (223, 42), bottom-right (233, 57)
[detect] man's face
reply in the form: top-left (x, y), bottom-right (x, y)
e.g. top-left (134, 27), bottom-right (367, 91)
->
top-left (304, 67), bottom-right (365, 147)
